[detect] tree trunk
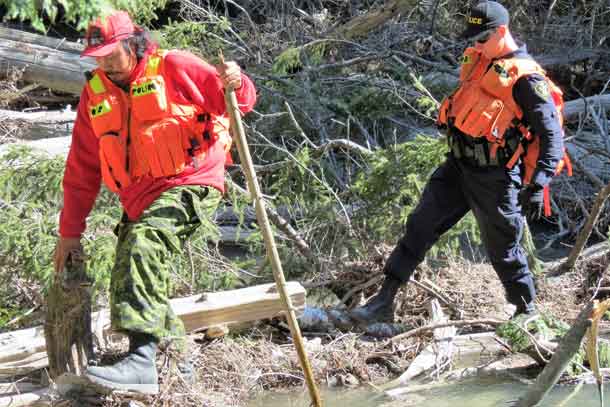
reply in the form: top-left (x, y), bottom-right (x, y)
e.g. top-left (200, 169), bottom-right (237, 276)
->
top-left (563, 94), bottom-right (610, 121)
top-left (0, 109), bottom-right (76, 140)
top-left (44, 250), bottom-right (94, 379)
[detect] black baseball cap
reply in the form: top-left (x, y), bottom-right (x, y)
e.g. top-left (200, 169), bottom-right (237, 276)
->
top-left (460, 1), bottom-right (509, 39)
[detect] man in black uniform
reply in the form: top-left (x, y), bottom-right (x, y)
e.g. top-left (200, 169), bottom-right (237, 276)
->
top-left (350, 1), bottom-right (565, 323)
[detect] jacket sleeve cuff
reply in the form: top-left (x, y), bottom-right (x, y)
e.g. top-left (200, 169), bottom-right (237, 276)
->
top-left (59, 232), bottom-right (83, 239)
top-left (531, 169), bottom-right (554, 189)
top-left (59, 210), bottom-right (86, 238)
top-left (233, 73), bottom-right (256, 114)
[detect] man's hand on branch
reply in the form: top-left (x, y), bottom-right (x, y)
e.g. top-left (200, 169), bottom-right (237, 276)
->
top-left (53, 237), bottom-right (82, 273)
top-left (217, 61), bottom-right (242, 90)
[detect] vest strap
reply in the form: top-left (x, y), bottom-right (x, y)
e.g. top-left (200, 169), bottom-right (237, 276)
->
top-left (145, 55), bottom-right (162, 77)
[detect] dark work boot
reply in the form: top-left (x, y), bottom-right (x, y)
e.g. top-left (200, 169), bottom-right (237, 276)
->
top-left (512, 302), bottom-right (538, 320)
top-left (349, 276), bottom-right (402, 325)
top-left (85, 332), bottom-right (159, 394)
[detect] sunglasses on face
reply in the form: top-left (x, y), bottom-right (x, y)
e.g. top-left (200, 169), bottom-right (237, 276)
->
top-left (472, 30), bottom-right (493, 43)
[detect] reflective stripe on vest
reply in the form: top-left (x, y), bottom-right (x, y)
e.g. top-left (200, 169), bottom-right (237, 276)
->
top-left (145, 54), bottom-right (162, 77)
top-left (89, 73), bottom-right (106, 94)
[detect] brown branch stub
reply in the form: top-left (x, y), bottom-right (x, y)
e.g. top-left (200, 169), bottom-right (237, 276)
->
top-left (335, 0), bottom-right (413, 39)
top-left (315, 138), bottom-right (373, 156)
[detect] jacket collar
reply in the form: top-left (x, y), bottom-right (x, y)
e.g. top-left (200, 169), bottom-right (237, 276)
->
top-left (497, 42), bottom-right (530, 60)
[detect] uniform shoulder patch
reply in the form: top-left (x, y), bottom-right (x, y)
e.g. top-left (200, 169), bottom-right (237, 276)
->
top-left (533, 81), bottom-right (550, 99)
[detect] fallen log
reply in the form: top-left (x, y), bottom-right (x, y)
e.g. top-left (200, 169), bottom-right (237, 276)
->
top-left (334, 0), bottom-right (413, 39)
top-left (546, 241), bottom-right (609, 273)
top-left (0, 351), bottom-right (48, 376)
top-left (0, 382), bottom-right (44, 393)
top-left (0, 108), bottom-right (76, 122)
top-left (0, 26), bottom-right (83, 54)
top-left (172, 282), bottom-right (305, 332)
top-left (0, 37), bottom-right (94, 95)
top-left (0, 108), bottom-right (75, 140)
top-left (563, 94), bottom-right (610, 121)
top-left (0, 282), bottom-right (306, 377)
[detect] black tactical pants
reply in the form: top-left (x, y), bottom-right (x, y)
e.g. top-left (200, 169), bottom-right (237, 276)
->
top-left (384, 155), bottom-right (536, 312)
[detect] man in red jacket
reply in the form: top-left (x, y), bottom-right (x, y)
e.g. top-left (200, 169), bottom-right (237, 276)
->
top-left (53, 10), bottom-right (256, 394)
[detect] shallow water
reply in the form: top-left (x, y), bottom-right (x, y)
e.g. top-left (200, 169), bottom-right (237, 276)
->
top-left (249, 378), bottom-right (606, 407)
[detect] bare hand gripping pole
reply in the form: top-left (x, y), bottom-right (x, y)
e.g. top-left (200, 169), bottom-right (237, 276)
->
top-left (219, 53), bottom-right (323, 407)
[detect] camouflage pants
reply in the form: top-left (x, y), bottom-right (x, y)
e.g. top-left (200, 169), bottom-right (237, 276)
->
top-left (111, 185), bottom-right (221, 351)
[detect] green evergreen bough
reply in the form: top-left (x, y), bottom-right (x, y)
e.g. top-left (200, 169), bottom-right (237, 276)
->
top-left (0, 0), bottom-right (167, 32)
top-left (351, 136), bottom-right (480, 257)
top-left (0, 146), bottom-right (119, 328)
top-left (497, 313), bottom-right (610, 377)
top-left (0, 146), bottom-right (238, 330)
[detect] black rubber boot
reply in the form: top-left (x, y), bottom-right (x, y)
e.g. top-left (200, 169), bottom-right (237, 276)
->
top-left (512, 303), bottom-right (538, 320)
top-left (349, 276), bottom-right (402, 324)
top-left (85, 332), bottom-right (159, 394)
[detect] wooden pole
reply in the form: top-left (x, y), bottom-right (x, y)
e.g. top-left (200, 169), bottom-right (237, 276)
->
top-left (220, 55), bottom-right (323, 407)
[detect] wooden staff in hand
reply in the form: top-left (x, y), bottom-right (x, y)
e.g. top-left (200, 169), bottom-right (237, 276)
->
top-left (219, 52), bottom-right (323, 407)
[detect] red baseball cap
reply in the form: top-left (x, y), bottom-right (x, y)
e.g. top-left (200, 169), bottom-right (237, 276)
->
top-left (81, 11), bottom-right (137, 57)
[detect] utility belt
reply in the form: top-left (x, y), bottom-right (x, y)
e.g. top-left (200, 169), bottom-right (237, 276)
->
top-left (447, 126), bottom-right (520, 168)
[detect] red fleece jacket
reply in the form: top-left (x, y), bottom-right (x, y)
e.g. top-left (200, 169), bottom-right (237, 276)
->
top-left (59, 49), bottom-right (257, 238)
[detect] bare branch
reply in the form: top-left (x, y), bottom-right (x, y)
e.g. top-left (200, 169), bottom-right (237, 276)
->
top-left (390, 319), bottom-right (506, 342)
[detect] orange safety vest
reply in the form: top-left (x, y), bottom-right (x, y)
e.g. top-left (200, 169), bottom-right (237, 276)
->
top-left (84, 49), bottom-right (232, 193)
top-left (438, 47), bottom-right (571, 216)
